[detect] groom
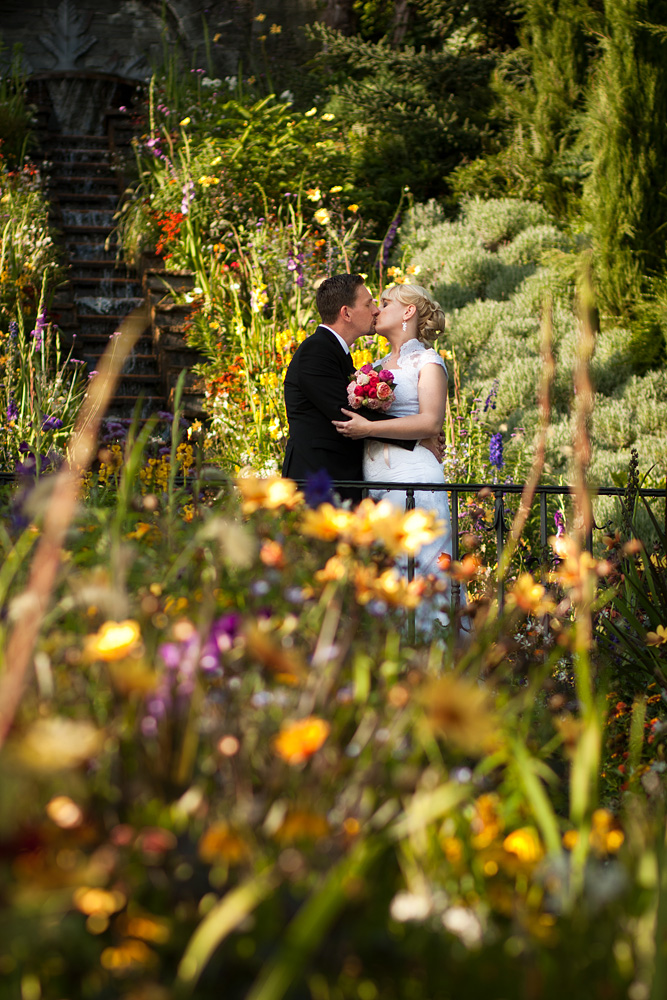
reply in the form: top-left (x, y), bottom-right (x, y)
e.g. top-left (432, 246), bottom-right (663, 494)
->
top-left (282, 273), bottom-right (413, 504)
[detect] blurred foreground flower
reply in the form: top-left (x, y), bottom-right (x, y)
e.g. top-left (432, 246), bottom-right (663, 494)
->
top-left (550, 535), bottom-right (611, 600)
top-left (420, 675), bottom-right (501, 755)
top-left (199, 822), bottom-right (251, 864)
top-left (647, 624), bottom-right (667, 646)
top-left (274, 716), bottom-right (330, 764)
top-left (15, 717), bottom-right (103, 771)
top-left (503, 827), bottom-right (543, 864)
top-left (354, 564), bottom-right (425, 609)
top-left (86, 619), bottom-right (142, 661)
top-left (302, 498), bottom-right (443, 557)
top-left (505, 573), bottom-right (555, 616)
top-left (237, 475), bottom-right (303, 513)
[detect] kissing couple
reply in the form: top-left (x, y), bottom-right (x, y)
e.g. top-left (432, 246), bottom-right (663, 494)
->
top-left (281, 273), bottom-right (453, 629)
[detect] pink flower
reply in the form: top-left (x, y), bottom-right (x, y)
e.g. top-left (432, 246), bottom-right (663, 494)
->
top-left (354, 384), bottom-right (366, 397)
top-left (359, 363), bottom-right (373, 375)
top-left (376, 381), bottom-right (392, 400)
top-left (378, 369), bottom-right (394, 381)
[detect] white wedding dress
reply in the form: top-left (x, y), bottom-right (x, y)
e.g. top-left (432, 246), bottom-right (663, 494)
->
top-left (363, 339), bottom-right (452, 634)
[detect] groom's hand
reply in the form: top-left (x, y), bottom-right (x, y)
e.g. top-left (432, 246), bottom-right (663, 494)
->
top-left (421, 430), bottom-right (446, 463)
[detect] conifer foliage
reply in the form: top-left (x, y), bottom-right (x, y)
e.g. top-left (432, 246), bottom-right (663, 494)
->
top-left (583, 1), bottom-right (667, 321)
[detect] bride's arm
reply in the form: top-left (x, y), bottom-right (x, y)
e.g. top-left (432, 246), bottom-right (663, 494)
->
top-left (332, 364), bottom-right (447, 440)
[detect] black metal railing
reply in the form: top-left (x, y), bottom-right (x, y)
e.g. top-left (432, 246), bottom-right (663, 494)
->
top-left (318, 479), bottom-right (667, 615)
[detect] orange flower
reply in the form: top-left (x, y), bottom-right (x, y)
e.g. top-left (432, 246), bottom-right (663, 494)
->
top-left (199, 822), bottom-right (250, 864)
top-left (449, 554), bottom-right (483, 582)
top-left (237, 475), bottom-right (302, 513)
top-left (274, 716), bottom-right (330, 764)
top-left (274, 810), bottom-right (330, 843)
top-left (260, 540), bottom-right (286, 568)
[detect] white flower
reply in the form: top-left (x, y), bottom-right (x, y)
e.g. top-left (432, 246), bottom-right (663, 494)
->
top-left (441, 907), bottom-right (482, 948)
top-left (390, 892), bottom-right (432, 923)
top-left (356, 372), bottom-right (370, 386)
top-left (226, 76), bottom-right (238, 90)
top-left (280, 90), bottom-right (294, 103)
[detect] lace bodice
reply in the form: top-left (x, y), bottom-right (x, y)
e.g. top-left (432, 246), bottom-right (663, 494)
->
top-left (381, 339), bottom-right (448, 418)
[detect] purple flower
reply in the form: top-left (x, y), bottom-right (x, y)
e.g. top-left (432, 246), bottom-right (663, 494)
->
top-left (489, 432), bottom-right (504, 468)
top-left (554, 510), bottom-right (565, 537)
top-left (484, 379), bottom-right (498, 413)
top-left (382, 213), bottom-right (401, 267)
top-left (305, 469), bottom-right (334, 508)
top-left (8, 320), bottom-right (18, 340)
top-left (287, 257), bottom-right (298, 272)
top-left (30, 309), bottom-right (48, 351)
top-left (7, 397), bottom-right (18, 421)
top-left (42, 415), bottom-right (63, 431)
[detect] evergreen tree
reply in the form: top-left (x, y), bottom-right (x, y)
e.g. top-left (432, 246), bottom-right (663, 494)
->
top-left (306, 1), bottom-right (520, 228)
top-left (583, 1), bottom-right (667, 332)
top-left (451, 0), bottom-right (599, 216)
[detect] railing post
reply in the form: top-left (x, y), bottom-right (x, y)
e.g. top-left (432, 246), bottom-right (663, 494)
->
top-left (495, 489), bottom-right (505, 610)
top-left (450, 488), bottom-right (460, 616)
top-left (406, 489), bottom-right (416, 644)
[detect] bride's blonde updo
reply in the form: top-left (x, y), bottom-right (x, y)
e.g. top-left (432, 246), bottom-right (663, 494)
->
top-left (384, 283), bottom-right (446, 346)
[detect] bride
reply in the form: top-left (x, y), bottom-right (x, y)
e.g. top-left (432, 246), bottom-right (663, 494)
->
top-left (332, 283), bottom-right (452, 632)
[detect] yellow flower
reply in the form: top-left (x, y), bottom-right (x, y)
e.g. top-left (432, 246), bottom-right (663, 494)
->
top-left (313, 208), bottom-right (331, 226)
top-left (210, 155), bottom-right (222, 166)
top-left (405, 264), bottom-right (421, 275)
top-left (352, 348), bottom-right (373, 368)
top-left (74, 886), bottom-right (127, 917)
top-left (306, 187), bottom-right (321, 201)
top-left (180, 116), bottom-right (191, 126)
top-left (100, 940), bottom-right (155, 973)
top-left (420, 676), bottom-right (501, 756)
top-left (302, 503), bottom-right (355, 542)
top-left (237, 475), bottom-right (303, 513)
top-left (254, 12), bottom-right (266, 21)
top-left (198, 174), bottom-right (220, 186)
top-left (329, 185), bottom-right (343, 193)
top-left (347, 203), bottom-right (359, 213)
top-left (270, 23), bottom-right (282, 33)
top-left (502, 827), bottom-right (543, 864)
top-left (647, 624), bottom-right (667, 646)
top-left (274, 717), bottom-right (330, 764)
top-left (322, 113), bottom-right (335, 121)
top-left (589, 808), bottom-right (624, 855)
top-left (354, 564), bottom-right (425, 609)
top-left (386, 266), bottom-right (402, 278)
top-left (86, 620), bottom-right (142, 661)
top-left (505, 573), bottom-right (555, 616)
top-left (305, 107), bottom-right (317, 117)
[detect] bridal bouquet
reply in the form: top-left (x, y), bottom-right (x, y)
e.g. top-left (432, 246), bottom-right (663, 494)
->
top-left (347, 364), bottom-right (396, 412)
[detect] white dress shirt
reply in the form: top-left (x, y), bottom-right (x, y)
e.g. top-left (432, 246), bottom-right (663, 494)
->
top-left (320, 324), bottom-right (350, 355)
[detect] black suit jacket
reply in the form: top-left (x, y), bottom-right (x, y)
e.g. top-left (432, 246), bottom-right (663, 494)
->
top-left (282, 326), bottom-right (363, 502)
top-left (282, 326), bottom-right (415, 503)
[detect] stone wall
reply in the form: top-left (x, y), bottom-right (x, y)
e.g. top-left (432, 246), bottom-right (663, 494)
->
top-left (0, 0), bottom-right (320, 83)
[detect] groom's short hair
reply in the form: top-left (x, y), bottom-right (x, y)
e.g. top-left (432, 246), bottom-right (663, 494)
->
top-left (316, 273), bottom-right (365, 324)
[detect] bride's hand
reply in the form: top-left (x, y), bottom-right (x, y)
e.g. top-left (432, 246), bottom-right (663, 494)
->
top-left (332, 408), bottom-right (372, 439)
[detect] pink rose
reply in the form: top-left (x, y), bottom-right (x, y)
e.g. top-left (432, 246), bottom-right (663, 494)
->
top-left (376, 381), bottom-right (392, 400)
top-left (354, 384), bottom-right (366, 397)
top-left (368, 385), bottom-right (377, 398)
top-left (378, 369), bottom-right (394, 381)
top-left (359, 363), bottom-right (373, 375)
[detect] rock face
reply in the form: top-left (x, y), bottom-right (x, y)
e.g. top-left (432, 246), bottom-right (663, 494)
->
top-left (0, 0), bottom-right (319, 82)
